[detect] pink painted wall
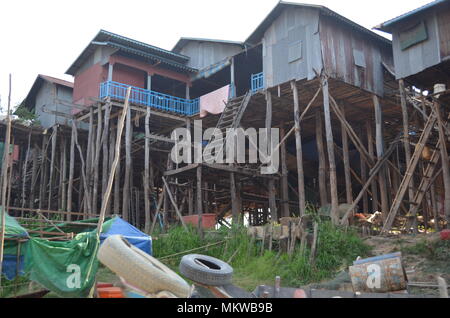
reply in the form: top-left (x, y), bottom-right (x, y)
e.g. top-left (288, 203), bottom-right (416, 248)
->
top-left (112, 64), bottom-right (146, 88)
top-left (73, 63), bottom-right (107, 110)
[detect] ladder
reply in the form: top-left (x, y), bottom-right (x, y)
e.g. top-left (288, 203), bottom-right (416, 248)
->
top-left (403, 139), bottom-right (441, 230)
top-left (203, 92), bottom-right (252, 163)
top-left (382, 110), bottom-right (437, 233)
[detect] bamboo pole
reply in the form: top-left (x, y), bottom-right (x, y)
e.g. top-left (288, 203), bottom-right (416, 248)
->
top-left (67, 121), bottom-right (75, 219)
top-left (97, 88), bottom-right (131, 235)
top-left (367, 121), bottom-right (379, 212)
top-left (197, 165), bottom-right (203, 237)
top-left (21, 131), bottom-right (32, 216)
top-left (162, 177), bottom-right (188, 231)
top-left (47, 126), bottom-right (58, 210)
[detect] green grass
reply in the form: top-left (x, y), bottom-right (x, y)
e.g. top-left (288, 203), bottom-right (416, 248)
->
top-left (152, 221), bottom-right (370, 291)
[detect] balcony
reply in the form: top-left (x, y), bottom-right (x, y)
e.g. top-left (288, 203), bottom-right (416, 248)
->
top-left (251, 72), bottom-right (264, 94)
top-left (100, 81), bottom-right (199, 116)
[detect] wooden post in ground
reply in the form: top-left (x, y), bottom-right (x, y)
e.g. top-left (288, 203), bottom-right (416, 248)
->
top-left (373, 95), bottom-right (389, 221)
top-left (434, 100), bottom-right (450, 226)
top-left (21, 132), bottom-right (31, 215)
top-left (197, 165), bottom-right (203, 237)
top-left (97, 88), bottom-right (131, 235)
top-left (291, 81), bottom-right (306, 217)
top-left (113, 126), bottom-right (121, 215)
top-left (102, 103), bottom-right (111, 215)
top-left (93, 104), bottom-right (103, 215)
top-left (122, 104), bottom-right (132, 221)
top-left (230, 172), bottom-right (239, 224)
top-left (266, 90), bottom-right (278, 221)
top-left (280, 126), bottom-right (290, 217)
top-left (30, 146), bottom-right (39, 209)
top-left (316, 110), bottom-right (328, 207)
top-left (399, 80), bottom-right (416, 212)
top-left (321, 77), bottom-right (339, 224)
top-left (341, 105), bottom-right (353, 207)
top-left (144, 106), bottom-right (151, 232)
top-left (39, 134), bottom-right (49, 210)
top-left (367, 120), bottom-right (379, 212)
top-left (359, 125), bottom-right (369, 213)
top-left (48, 125), bottom-right (58, 210)
top-left (67, 121), bottom-right (76, 220)
top-left (60, 136), bottom-right (67, 213)
top-left (86, 108), bottom-right (94, 207)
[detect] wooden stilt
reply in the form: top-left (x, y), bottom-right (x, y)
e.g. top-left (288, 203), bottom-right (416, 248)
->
top-left (341, 105), bottom-right (353, 207)
top-left (93, 104), bottom-right (103, 214)
top-left (21, 132), bottom-right (31, 216)
top-left (321, 77), bottom-right (339, 224)
top-left (48, 126), bottom-right (57, 210)
top-left (197, 165), bottom-right (203, 237)
top-left (67, 122), bottom-right (76, 219)
top-left (280, 126), bottom-right (290, 217)
top-left (399, 80), bottom-right (416, 212)
top-left (316, 110), bottom-right (328, 207)
top-left (291, 81), bottom-right (306, 217)
top-left (122, 104), bottom-right (132, 221)
top-left (265, 89), bottom-right (278, 221)
top-left (359, 125), bottom-right (369, 213)
top-left (434, 100), bottom-right (450, 226)
top-left (367, 121), bottom-right (380, 212)
top-left (373, 95), bottom-right (390, 220)
top-left (230, 172), bottom-right (238, 224)
top-left (144, 106), bottom-right (151, 232)
top-left (30, 146), bottom-right (39, 209)
top-left (61, 136), bottom-right (67, 213)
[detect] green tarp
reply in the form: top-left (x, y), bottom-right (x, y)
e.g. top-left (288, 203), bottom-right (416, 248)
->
top-left (1, 206), bottom-right (28, 237)
top-left (25, 231), bottom-right (100, 298)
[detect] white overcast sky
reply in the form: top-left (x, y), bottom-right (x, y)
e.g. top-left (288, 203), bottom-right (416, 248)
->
top-left (0, 0), bottom-right (431, 109)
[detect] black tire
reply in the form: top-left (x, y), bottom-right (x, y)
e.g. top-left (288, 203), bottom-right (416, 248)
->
top-left (179, 254), bottom-right (233, 286)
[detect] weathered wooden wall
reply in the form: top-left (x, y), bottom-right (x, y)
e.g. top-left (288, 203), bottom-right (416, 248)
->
top-left (262, 7), bottom-right (323, 88)
top-left (319, 15), bottom-right (393, 97)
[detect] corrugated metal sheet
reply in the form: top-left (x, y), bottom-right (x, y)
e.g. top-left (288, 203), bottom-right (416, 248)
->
top-left (178, 40), bottom-right (243, 70)
top-left (390, 12), bottom-right (441, 80)
top-left (262, 7), bottom-right (323, 88)
top-left (320, 15), bottom-right (392, 97)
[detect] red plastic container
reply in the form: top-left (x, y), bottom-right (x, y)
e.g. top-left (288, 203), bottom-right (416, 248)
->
top-left (182, 214), bottom-right (216, 229)
top-left (440, 230), bottom-right (450, 241)
top-left (97, 287), bottom-right (125, 298)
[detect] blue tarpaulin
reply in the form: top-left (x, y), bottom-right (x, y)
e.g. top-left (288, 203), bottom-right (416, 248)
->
top-left (100, 217), bottom-right (152, 255)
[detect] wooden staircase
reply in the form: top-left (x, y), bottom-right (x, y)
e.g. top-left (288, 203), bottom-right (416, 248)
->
top-left (203, 92), bottom-right (252, 163)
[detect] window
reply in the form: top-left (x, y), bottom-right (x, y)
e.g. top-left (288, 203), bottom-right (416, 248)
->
top-left (288, 41), bottom-right (303, 63)
top-left (353, 49), bottom-right (366, 68)
top-left (399, 21), bottom-right (428, 51)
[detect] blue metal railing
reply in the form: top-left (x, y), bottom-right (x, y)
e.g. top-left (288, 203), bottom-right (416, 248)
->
top-left (100, 81), bottom-right (199, 116)
top-left (251, 72), bottom-right (264, 94)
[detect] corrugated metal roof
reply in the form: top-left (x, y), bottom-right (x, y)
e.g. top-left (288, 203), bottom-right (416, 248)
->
top-left (66, 30), bottom-right (194, 75)
top-left (23, 74), bottom-right (74, 110)
top-left (172, 37), bottom-right (245, 53)
top-left (375, 0), bottom-right (448, 33)
top-left (245, 1), bottom-right (391, 46)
